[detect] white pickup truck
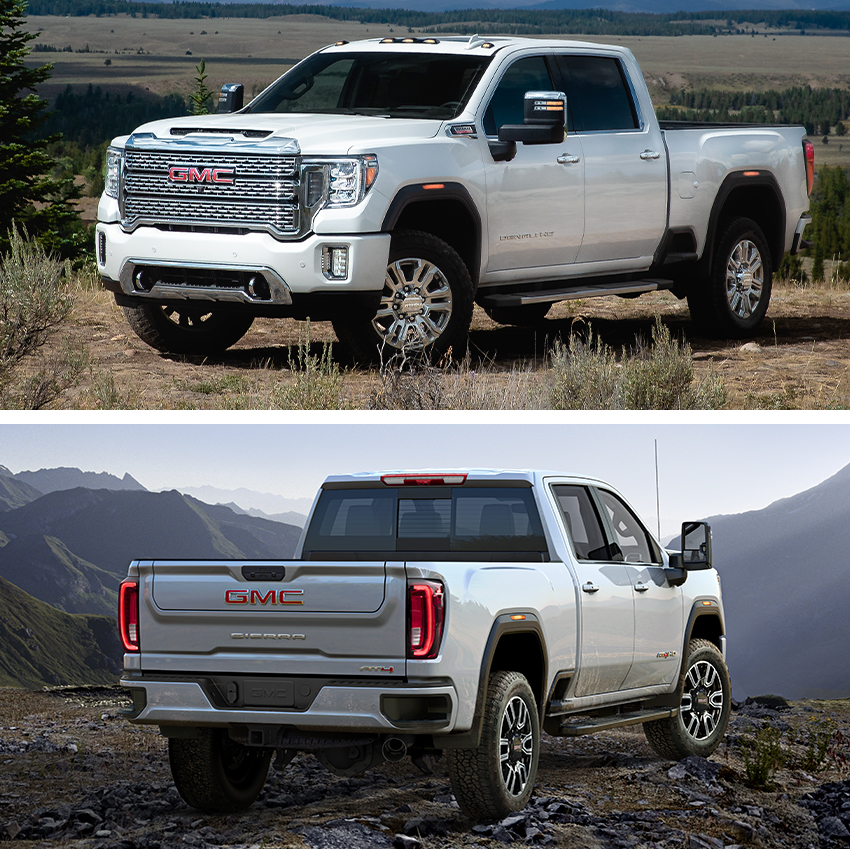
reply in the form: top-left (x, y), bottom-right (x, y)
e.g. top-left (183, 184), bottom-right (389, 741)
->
top-left (118, 470), bottom-right (729, 820)
top-left (96, 36), bottom-right (813, 362)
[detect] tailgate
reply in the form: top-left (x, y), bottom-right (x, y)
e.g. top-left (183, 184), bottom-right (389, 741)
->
top-left (139, 560), bottom-right (407, 677)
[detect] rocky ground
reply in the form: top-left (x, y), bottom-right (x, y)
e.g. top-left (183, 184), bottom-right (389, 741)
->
top-left (1, 689), bottom-right (849, 849)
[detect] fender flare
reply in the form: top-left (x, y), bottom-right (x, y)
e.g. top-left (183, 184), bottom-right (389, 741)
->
top-left (433, 613), bottom-right (547, 749)
top-left (380, 182), bottom-right (483, 283)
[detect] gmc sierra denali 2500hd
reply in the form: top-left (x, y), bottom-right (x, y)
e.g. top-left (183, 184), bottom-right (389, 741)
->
top-left (97, 36), bottom-right (813, 362)
top-left (118, 470), bottom-right (729, 820)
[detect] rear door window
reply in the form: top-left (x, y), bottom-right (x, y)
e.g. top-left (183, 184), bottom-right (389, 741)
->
top-left (554, 55), bottom-right (639, 132)
top-left (552, 484), bottom-right (613, 560)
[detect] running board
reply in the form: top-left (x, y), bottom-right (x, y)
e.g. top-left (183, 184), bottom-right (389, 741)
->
top-left (556, 708), bottom-right (677, 737)
top-left (479, 279), bottom-right (673, 308)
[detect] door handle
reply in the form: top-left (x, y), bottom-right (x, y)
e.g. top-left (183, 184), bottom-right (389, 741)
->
top-left (557, 153), bottom-right (581, 165)
top-left (582, 582), bottom-right (599, 594)
top-left (634, 582), bottom-right (650, 593)
top-left (640, 149), bottom-right (661, 161)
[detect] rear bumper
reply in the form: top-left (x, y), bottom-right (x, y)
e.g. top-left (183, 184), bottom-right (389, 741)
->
top-left (790, 213), bottom-right (812, 255)
top-left (120, 675), bottom-right (457, 734)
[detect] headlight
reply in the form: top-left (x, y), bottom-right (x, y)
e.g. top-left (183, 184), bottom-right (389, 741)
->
top-left (303, 154), bottom-right (378, 209)
top-left (105, 147), bottom-right (123, 199)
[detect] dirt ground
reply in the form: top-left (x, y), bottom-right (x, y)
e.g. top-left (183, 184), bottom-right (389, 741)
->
top-left (22, 278), bottom-right (850, 410)
top-left (0, 687), bottom-right (848, 848)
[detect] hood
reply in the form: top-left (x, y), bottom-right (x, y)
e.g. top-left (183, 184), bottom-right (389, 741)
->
top-left (128, 112), bottom-right (444, 155)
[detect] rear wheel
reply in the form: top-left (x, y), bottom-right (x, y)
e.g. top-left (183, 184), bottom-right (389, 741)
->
top-left (447, 671), bottom-right (539, 820)
top-left (687, 217), bottom-right (772, 338)
top-left (332, 229), bottom-right (474, 364)
top-left (123, 302), bottom-right (254, 355)
top-left (644, 638), bottom-right (731, 760)
top-left (169, 729), bottom-right (271, 812)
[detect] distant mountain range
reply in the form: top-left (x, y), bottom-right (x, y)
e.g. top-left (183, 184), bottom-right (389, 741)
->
top-left (706, 462), bottom-right (850, 700)
top-left (175, 484), bottom-right (312, 522)
top-left (11, 467), bottom-right (146, 495)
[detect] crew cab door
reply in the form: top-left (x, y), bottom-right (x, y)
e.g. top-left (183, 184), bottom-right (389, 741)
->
top-left (594, 488), bottom-right (683, 690)
top-left (551, 484), bottom-right (634, 696)
top-left (481, 54), bottom-right (585, 273)
top-left (553, 54), bottom-right (667, 265)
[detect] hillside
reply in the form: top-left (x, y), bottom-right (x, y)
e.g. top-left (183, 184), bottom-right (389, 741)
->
top-left (0, 535), bottom-right (117, 616)
top-left (12, 467), bottom-right (147, 494)
top-left (0, 467), bottom-right (43, 512)
top-left (0, 577), bottom-right (121, 688)
top-left (707, 462), bottom-right (850, 700)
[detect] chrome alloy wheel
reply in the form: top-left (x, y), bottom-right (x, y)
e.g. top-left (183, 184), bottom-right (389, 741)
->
top-left (725, 239), bottom-right (764, 319)
top-left (499, 695), bottom-right (534, 797)
top-left (680, 659), bottom-right (725, 741)
top-left (373, 257), bottom-right (453, 350)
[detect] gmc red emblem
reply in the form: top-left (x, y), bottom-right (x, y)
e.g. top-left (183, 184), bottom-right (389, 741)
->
top-left (168, 165), bottom-right (235, 185)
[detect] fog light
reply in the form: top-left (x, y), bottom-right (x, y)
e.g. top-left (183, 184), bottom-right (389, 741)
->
top-left (322, 245), bottom-right (349, 280)
top-left (133, 269), bottom-right (153, 292)
top-left (98, 232), bottom-right (106, 266)
top-left (247, 275), bottom-right (271, 300)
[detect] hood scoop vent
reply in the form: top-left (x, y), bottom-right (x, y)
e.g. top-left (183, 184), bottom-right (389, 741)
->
top-left (170, 127), bottom-right (272, 139)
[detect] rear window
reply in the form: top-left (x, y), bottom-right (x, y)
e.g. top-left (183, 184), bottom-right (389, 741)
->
top-left (303, 487), bottom-right (548, 557)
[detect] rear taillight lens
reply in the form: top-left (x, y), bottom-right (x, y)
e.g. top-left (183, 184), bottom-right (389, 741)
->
top-left (408, 580), bottom-right (445, 659)
top-left (119, 581), bottom-right (140, 652)
top-left (804, 139), bottom-right (815, 196)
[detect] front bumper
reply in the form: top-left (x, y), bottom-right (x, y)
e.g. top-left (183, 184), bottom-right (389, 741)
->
top-left (120, 675), bottom-right (458, 735)
top-left (96, 223), bottom-right (391, 305)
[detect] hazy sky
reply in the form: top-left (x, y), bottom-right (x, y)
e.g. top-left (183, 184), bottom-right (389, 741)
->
top-left (2, 419), bottom-right (848, 538)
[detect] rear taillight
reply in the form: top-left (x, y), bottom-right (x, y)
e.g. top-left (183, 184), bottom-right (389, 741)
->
top-left (804, 139), bottom-right (815, 196)
top-left (408, 580), bottom-right (445, 659)
top-left (119, 581), bottom-right (139, 652)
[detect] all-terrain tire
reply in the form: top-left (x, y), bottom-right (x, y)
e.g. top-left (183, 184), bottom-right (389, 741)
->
top-left (168, 729), bottom-right (271, 812)
top-left (687, 216), bottom-right (772, 338)
top-left (332, 229), bottom-right (474, 364)
top-left (123, 303), bottom-right (254, 356)
top-left (447, 671), bottom-right (540, 820)
top-left (644, 638), bottom-right (731, 761)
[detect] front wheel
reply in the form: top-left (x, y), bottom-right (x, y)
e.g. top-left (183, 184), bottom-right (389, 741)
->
top-left (168, 729), bottom-right (271, 812)
top-left (447, 671), bottom-right (540, 820)
top-left (643, 638), bottom-right (731, 760)
top-left (687, 217), bottom-right (772, 338)
top-left (332, 230), bottom-right (474, 364)
top-left (123, 302), bottom-right (254, 356)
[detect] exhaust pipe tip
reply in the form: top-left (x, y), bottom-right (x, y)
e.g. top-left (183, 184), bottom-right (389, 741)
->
top-left (382, 737), bottom-right (407, 763)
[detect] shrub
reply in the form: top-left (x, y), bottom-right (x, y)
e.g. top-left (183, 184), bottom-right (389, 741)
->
top-left (742, 725), bottom-right (785, 789)
top-left (270, 323), bottom-right (346, 410)
top-left (550, 317), bottom-right (725, 410)
top-left (0, 226), bottom-right (73, 394)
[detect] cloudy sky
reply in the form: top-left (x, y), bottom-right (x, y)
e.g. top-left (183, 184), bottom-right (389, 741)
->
top-left (2, 418), bottom-right (848, 538)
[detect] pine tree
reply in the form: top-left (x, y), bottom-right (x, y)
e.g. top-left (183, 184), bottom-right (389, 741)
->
top-left (189, 58), bottom-right (213, 115)
top-left (0, 0), bottom-right (86, 259)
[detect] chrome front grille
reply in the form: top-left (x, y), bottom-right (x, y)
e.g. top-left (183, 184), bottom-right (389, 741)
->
top-left (121, 150), bottom-right (301, 237)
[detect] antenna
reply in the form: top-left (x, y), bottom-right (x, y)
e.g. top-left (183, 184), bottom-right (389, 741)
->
top-left (654, 439), bottom-right (661, 540)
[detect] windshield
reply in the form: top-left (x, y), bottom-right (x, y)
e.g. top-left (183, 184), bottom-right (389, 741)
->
top-left (246, 51), bottom-right (491, 120)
